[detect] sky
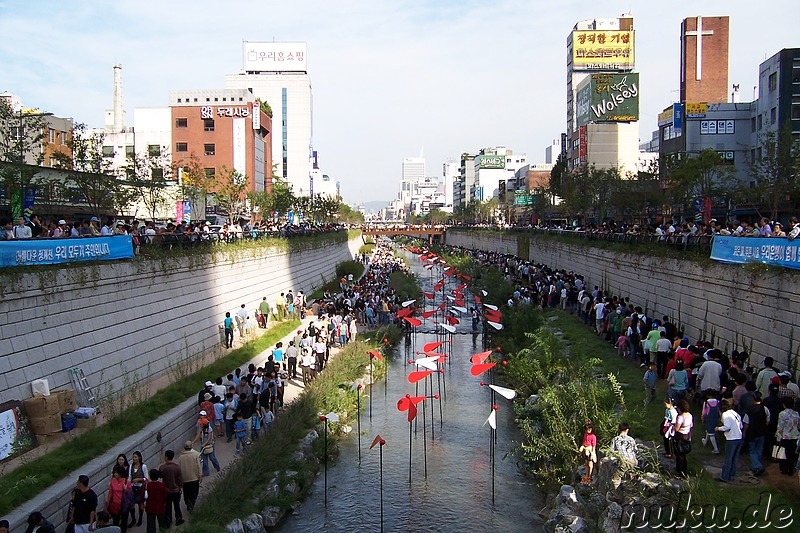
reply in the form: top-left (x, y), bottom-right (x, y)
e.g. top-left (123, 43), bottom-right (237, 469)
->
top-left (0, 0), bottom-right (796, 206)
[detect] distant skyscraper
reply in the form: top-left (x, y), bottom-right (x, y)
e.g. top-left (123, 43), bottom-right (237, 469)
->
top-left (680, 16), bottom-right (729, 104)
top-left (226, 42), bottom-right (313, 196)
top-left (400, 155), bottom-right (425, 204)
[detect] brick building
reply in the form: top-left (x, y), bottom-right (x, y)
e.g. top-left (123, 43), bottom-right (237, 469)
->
top-left (169, 89), bottom-right (273, 194)
top-left (680, 16), bottom-right (730, 104)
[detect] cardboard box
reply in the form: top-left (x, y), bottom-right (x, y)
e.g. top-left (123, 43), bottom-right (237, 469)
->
top-left (24, 396), bottom-right (61, 418)
top-left (53, 390), bottom-right (78, 413)
top-left (29, 413), bottom-right (63, 435)
top-left (76, 416), bottom-right (97, 429)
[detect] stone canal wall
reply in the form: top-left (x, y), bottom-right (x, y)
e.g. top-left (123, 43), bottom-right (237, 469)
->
top-left (0, 235), bottom-right (362, 404)
top-left (446, 229), bottom-right (800, 372)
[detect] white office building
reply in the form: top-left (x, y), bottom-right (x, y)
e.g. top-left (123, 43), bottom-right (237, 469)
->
top-left (226, 42), bottom-right (313, 196)
top-left (399, 155), bottom-right (425, 205)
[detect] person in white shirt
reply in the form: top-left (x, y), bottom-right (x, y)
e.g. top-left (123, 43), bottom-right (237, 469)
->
top-left (100, 218), bottom-right (114, 236)
top-left (715, 400), bottom-right (744, 482)
top-left (12, 217), bottom-right (32, 239)
top-left (655, 331), bottom-right (673, 379)
top-left (697, 355), bottom-right (723, 393)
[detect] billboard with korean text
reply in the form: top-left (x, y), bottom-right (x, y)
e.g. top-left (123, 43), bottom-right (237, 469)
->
top-left (572, 30), bottom-right (634, 70)
top-left (576, 73), bottom-right (639, 125)
top-left (243, 42), bottom-right (308, 73)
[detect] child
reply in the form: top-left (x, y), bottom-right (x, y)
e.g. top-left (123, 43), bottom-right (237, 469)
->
top-left (661, 398), bottom-right (678, 458)
top-left (578, 421), bottom-right (597, 483)
top-left (701, 390), bottom-right (721, 454)
top-left (251, 403), bottom-right (263, 441)
top-left (234, 412), bottom-right (247, 454)
top-left (213, 396), bottom-right (225, 438)
top-left (273, 342), bottom-right (285, 371)
top-left (263, 407), bottom-right (275, 429)
top-left (643, 363), bottom-right (657, 406)
top-left (616, 333), bottom-right (630, 358)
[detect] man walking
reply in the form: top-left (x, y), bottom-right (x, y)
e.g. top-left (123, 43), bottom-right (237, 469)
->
top-left (743, 391), bottom-right (770, 476)
top-left (258, 297), bottom-right (271, 328)
top-left (159, 450), bottom-right (184, 527)
top-left (235, 304), bottom-right (248, 338)
top-left (223, 312), bottom-right (234, 349)
top-left (71, 475), bottom-right (98, 533)
top-left (177, 441), bottom-right (201, 512)
top-left (715, 400), bottom-right (744, 482)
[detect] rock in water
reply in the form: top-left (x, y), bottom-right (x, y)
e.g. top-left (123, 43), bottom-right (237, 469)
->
top-left (283, 481), bottom-right (299, 495)
top-left (242, 513), bottom-right (266, 533)
top-left (261, 506), bottom-right (284, 528)
top-left (300, 430), bottom-right (319, 457)
top-left (226, 519), bottom-right (245, 533)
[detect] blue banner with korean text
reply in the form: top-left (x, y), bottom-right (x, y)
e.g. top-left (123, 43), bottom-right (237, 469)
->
top-left (710, 235), bottom-right (800, 270)
top-left (0, 236), bottom-right (134, 268)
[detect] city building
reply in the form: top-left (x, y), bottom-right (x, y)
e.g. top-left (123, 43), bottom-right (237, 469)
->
top-left (472, 147), bottom-right (527, 202)
top-left (440, 160), bottom-right (458, 212)
top-left (169, 88), bottom-right (273, 194)
top-left (225, 42), bottom-right (313, 196)
top-left (755, 48), bottom-right (800, 141)
top-left (0, 92), bottom-right (73, 167)
top-left (399, 155), bottom-right (425, 205)
top-left (453, 152), bottom-right (475, 211)
top-left (680, 16), bottom-right (730, 104)
top-left (544, 139), bottom-right (562, 164)
top-left (566, 15), bottom-right (639, 173)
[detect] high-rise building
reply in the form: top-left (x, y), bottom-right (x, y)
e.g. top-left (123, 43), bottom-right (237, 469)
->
top-left (566, 15), bottom-right (640, 174)
top-left (472, 147), bottom-right (526, 202)
top-left (756, 48), bottom-right (800, 140)
top-left (680, 16), bottom-right (730, 104)
top-left (226, 42), bottom-right (313, 196)
top-left (400, 155), bottom-right (425, 205)
top-left (454, 153), bottom-right (475, 211)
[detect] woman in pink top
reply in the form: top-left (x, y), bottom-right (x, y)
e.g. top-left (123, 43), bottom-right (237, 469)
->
top-left (105, 465), bottom-right (132, 532)
top-left (673, 400), bottom-right (694, 478)
top-left (578, 421), bottom-right (597, 483)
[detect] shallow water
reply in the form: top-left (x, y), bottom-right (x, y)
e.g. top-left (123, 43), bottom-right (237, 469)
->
top-left (278, 253), bottom-right (545, 532)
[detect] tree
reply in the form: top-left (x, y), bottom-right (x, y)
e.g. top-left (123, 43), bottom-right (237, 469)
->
top-left (176, 154), bottom-right (214, 220)
top-left (747, 123), bottom-right (800, 220)
top-left (52, 123), bottom-right (125, 216)
top-left (0, 98), bottom-right (47, 218)
top-left (548, 153), bottom-right (569, 200)
top-left (123, 148), bottom-right (174, 221)
top-left (606, 162), bottom-right (663, 223)
top-left (665, 149), bottom-right (737, 216)
top-left (425, 208), bottom-right (449, 225)
top-left (212, 166), bottom-right (248, 222)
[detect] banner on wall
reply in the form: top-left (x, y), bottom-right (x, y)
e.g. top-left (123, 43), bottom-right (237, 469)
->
top-left (0, 236), bottom-right (134, 268)
top-left (710, 236), bottom-right (800, 270)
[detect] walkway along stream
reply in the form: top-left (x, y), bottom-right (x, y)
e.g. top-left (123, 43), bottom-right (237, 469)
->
top-left (278, 249), bottom-right (545, 532)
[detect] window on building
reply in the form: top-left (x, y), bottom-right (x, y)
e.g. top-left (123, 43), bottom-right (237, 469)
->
top-left (222, 97), bottom-right (227, 102)
top-left (49, 157), bottom-right (56, 167)
top-left (768, 72), bottom-right (778, 92)
top-left (194, 98), bottom-right (198, 102)
top-left (793, 66), bottom-right (800, 84)
top-left (151, 168), bottom-right (164, 181)
top-left (148, 145), bottom-right (161, 157)
top-left (757, 114), bottom-right (763, 130)
top-left (751, 148), bottom-right (756, 162)
top-left (203, 118), bottom-right (215, 131)
top-left (102, 146), bottom-right (114, 157)
top-left (756, 147), bottom-right (762, 160)
top-left (176, 118), bottom-right (188, 128)
top-left (176, 142), bottom-right (188, 152)
top-left (204, 143), bottom-right (215, 156)
top-left (214, 97), bottom-right (218, 102)
top-left (771, 107), bottom-right (777, 124)
top-left (751, 117), bottom-right (757, 132)
top-left (177, 98), bottom-right (182, 103)
top-left (792, 96), bottom-right (800, 120)
top-left (48, 129), bottom-right (54, 143)
top-left (204, 168), bottom-right (216, 178)
top-left (125, 145), bottom-right (134, 157)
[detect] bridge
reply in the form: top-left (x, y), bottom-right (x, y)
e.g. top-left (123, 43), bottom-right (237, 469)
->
top-left (361, 225), bottom-right (445, 239)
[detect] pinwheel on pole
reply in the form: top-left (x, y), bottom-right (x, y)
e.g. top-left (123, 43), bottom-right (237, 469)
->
top-left (320, 412), bottom-right (339, 507)
top-left (397, 394), bottom-right (425, 484)
top-left (370, 435), bottom-right (387, 532)
top-left (480, 383), bottom-right (517, 505)
top-left (350, 380), bottom-right (364, 463)
top-left (367, 350), bottom-right (383, 420)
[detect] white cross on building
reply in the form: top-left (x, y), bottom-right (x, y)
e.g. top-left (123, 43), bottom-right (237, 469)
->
top-left (685, 16), bottom-right (714, 81)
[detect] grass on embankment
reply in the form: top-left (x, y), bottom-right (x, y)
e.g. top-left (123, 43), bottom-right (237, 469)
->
top-left (187, 326), bottom-right (403, 531)
top-left (0, 320), bottom-right (300, 516)
top-left (547, 310), bottom-right (799, 519)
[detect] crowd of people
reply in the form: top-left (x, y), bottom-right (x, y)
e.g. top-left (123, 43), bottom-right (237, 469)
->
top-left (447, 244), bottom-right (800, 484)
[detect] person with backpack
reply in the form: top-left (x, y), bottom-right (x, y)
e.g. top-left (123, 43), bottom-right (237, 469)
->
top-left (715, 400), bottom-right (744, 482)
top-left (700, 390), bottom-right (721, 454)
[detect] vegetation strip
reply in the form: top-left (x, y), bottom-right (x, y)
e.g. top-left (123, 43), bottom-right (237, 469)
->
top-left (188, 326), bottom-right (403, 531)
top-left (0, 320), bottom-right (301, 516)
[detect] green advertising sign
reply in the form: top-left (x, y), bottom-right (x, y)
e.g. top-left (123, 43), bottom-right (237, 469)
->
top-left (476, 154), bottom-right (505, 169)
top-left (513, 191), bottom-right (533, 206)
top-left (576, 72), bottom-right (639, 125)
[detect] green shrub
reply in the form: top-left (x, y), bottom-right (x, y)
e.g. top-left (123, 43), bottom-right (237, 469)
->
top-left (335, 260), bottom-right (364, 280)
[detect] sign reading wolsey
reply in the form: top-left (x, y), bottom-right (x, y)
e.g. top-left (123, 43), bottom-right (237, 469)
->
top-left (576, 73), bottom-right (639, 125)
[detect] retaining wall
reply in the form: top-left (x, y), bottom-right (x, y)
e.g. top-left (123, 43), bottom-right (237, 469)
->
top-left (0, 234), bottom-right (362, 404)
top-left (446, 230), bottom-right (800, 371)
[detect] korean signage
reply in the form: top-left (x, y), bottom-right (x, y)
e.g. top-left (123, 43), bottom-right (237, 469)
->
top-left (578, 126), bottom-right (587, 164)
top-left (233, 118), bottom-right (246, 176)
top-left (476, 155), bottom-right (505, 170)
top-left (657, 103), bottom-right (683, 130)
top-left (700, 119), bottom-right (735, 135)
top-left (201, 106), bottom-right (250, 119)
top-left (572, 30), bottom-right (634, 70)
top-left (513, 191), bottom-right (533, 206)
top-left (243, 42), bottom-right (308, 73)
top-left (0, 236), bottom-right (134, 268)
top-left (685, 103), bottom-right (707, 118)
top-left (576, 73), bottom-right (639, 125)
top-left (711, 236), bottom-right (800, 271)
top-left (252, 102), bottom-right (261, 130)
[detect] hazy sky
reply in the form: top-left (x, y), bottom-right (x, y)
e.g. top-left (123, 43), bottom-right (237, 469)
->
top-left (1, 0), bottom-right (796, 205)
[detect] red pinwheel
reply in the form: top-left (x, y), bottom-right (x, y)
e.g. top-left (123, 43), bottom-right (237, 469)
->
top-left (423, 291), bottom-right (435, 299)
top-left (454, 299), bottom-right (466, 307)
top-left (403, 316), bottom-right (422, 327)
top-left (470, 362), bottom-right (496, 376)
top-left (421, 310), bottom-right (438, 319)
top-left (433, 280), bottom-right (445, 291)
top-left (396, 307), bottom-right (413, 318)
top-left (470, 349), bottom-right (493, 365)
top-left (397, 394), bottom-right (426, 422)
top-left (408, 370), bottom-right (434, 384)
top-left (462, 274), bottom-right (472, 281)
top-left (370, 434), bottom-right (386, 449)
top-left (456, 283), bottom-right (467, 291)
top-left (423, 341), bottom-right (444, 353)
top-left (438, 302), bottom-right (446, 311)
top-left (474, 295), bottom-right (482, 304)
top-left (368, 350), bottom-right (383, 361)
top-left (445, 315), bottom-right (459, 326)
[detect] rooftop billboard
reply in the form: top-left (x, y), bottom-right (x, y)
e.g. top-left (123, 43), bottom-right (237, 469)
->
top-left (243, 42), bottom-right (308, 73)
top-left (576, 73), bottom-right (639, 125)
top-left (572, 30), bottom-right (635, 71)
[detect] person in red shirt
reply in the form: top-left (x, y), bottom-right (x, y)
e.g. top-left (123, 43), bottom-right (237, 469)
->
top-left (144, 468), bottom-right (168, 533)
top-left (104, 466), bottom-right (131, 532)
top-left (578, 421), bottom-right (597, 483)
